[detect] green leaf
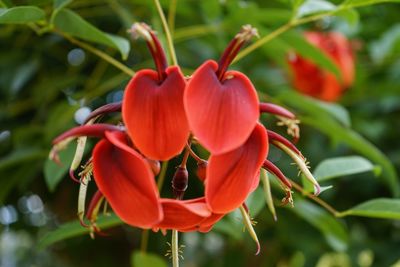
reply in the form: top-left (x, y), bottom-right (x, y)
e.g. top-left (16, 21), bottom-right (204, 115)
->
top-left (0, 148), bottom-right (46, 171)
top-left (44, 143), bottom-right (76, 192)
top-left (131, 251), bottom-right (167, 267)
top-left (282, 31), bottom-right (342, 80)
top-left (341, 0), bottom-right (400, 8)
top-left (54, 0), bottom-right (72, 10)
top-left (274, 91), bottom-right (399, 197)
top-left (53, 9), bottom-right (130, 59)
top-left (291, 199), bottom-right (349, 251)
top-left (38, 214), bottom-right (123, 249)
top-left (369, 24), bottom-right (400, 64)
top-left (314, 156), bottom-right (381, 181)
top-left (335, 8), bottom-right (359, 27)
top-left (340, 198), bottom-right (400, 219)
top-left (0, 6), bottom-right (45, 24)
top-left (246, 187), bottom-right (265, 218)
top-left (313, 101), bottom-right (351, 127)
top-left (297, 0), bottom-right (336, 18)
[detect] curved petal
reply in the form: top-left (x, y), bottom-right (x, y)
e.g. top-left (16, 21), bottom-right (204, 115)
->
top-left (122, 66), bottom-right (190, 161)
top-left (184, 60), bottom-right (259, 155)
top-left (205, 123), bottom-right (268, 213)
top-left (179, 213), bottom-right (225, 233)
top-left (155, 197), bottom-right (211, 230)
top-left (92, 131), bottom-right (162, 228)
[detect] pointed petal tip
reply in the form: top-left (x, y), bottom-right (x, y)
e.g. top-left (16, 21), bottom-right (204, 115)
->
top-left (255, 241), bottom-right (261, 256)
top-left (313, 184), bottom-right (321, 196)
top-left (69, 169), bottom-right (80, 183)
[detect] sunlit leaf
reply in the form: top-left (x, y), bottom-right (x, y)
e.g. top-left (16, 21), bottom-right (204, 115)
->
top-left (297, 0), bottom-right (336, 18)
top-left (0, 6), bottom-right (45, 24)
top-left (369, 24), bottom-right (400, 64)
top-left (335, 8), bottom-right (359, 26)
top-left (340, 198), bottom-right (400, 219)
top-left (53, 9), bottom-right (130, 59)
top-left (314, 156), bottom-right (381, 181)
top-left (313, 101), bottom-right (351, 127)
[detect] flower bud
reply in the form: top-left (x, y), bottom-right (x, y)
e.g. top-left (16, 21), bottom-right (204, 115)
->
top-left (196, 160), bottom-right (208, 182)
top-left (146, 159), bottom-right (161, 175)
top-left (172, 167), bottom-right (188, 199)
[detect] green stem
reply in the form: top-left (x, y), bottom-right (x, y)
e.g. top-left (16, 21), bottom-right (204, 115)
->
top-left (171, 230), bottom-right (179, 267)
top-left (233, 22), bottom-right (293, 64)
top-left (153, 0), bottom-right (178, 65)
top-left (167, 0), bottom-right (178, 37)
top-left (290, 180), bottom-right (340, 217)
top-left (140, 229), bottom-right (149, 252)
top-left (157, 161), bottom-right (169, 190)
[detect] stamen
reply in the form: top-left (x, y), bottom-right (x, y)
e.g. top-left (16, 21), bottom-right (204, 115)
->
top-left (274, 141), bottom-right (321, 196)
top-left (259, 169), bottom-right (277, 221)
top-left (276, 116), bottom-right (300, 142)
top-left (84, 101), bottom-right (122, 124)
top-left (239, 205), bottom-right (260, 255)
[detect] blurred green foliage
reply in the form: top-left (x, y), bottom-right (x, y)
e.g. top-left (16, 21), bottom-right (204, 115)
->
top-left (1, 0), bottom-right (400, 266)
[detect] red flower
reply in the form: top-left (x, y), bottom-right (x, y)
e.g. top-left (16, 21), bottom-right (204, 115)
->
top-left (288, 31), bottom-right (355, 102)
top-left (122, 23), bottom-right (190, 161)
top-left (185, 26), bottom-right (260, 154)
top-left (51, 24), bottom-right (320, 243)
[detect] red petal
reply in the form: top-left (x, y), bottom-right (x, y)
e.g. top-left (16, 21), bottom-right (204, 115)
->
top-left (184, 60), bottom-right (259, 154)
top-left (122, 66), bottom-right (189, 161)
top-left (155, 197), bottom-right (211, 230)
top-left (92, 131), bottom-right (162, 228)
top-left (205, 123), bottom-right (268, 213)
top-left (179, 213), bottom-right (225, 233)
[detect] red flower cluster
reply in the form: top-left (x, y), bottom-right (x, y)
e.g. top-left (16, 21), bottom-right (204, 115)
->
top-left (288, 31), bottom-right (355, 102)
top-left (51, 24), bottom-right (320, 243)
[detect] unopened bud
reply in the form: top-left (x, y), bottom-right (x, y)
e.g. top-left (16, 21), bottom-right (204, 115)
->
top-left (147, 159), bottom-right (161, 175)
top-left (172, 167), bottom-right (188, 199)
top-left (196, 160), bottom-right (208, 182)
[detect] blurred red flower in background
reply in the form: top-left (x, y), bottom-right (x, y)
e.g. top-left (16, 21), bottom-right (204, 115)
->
top-left (288, 31), bottom-right (355, 102)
